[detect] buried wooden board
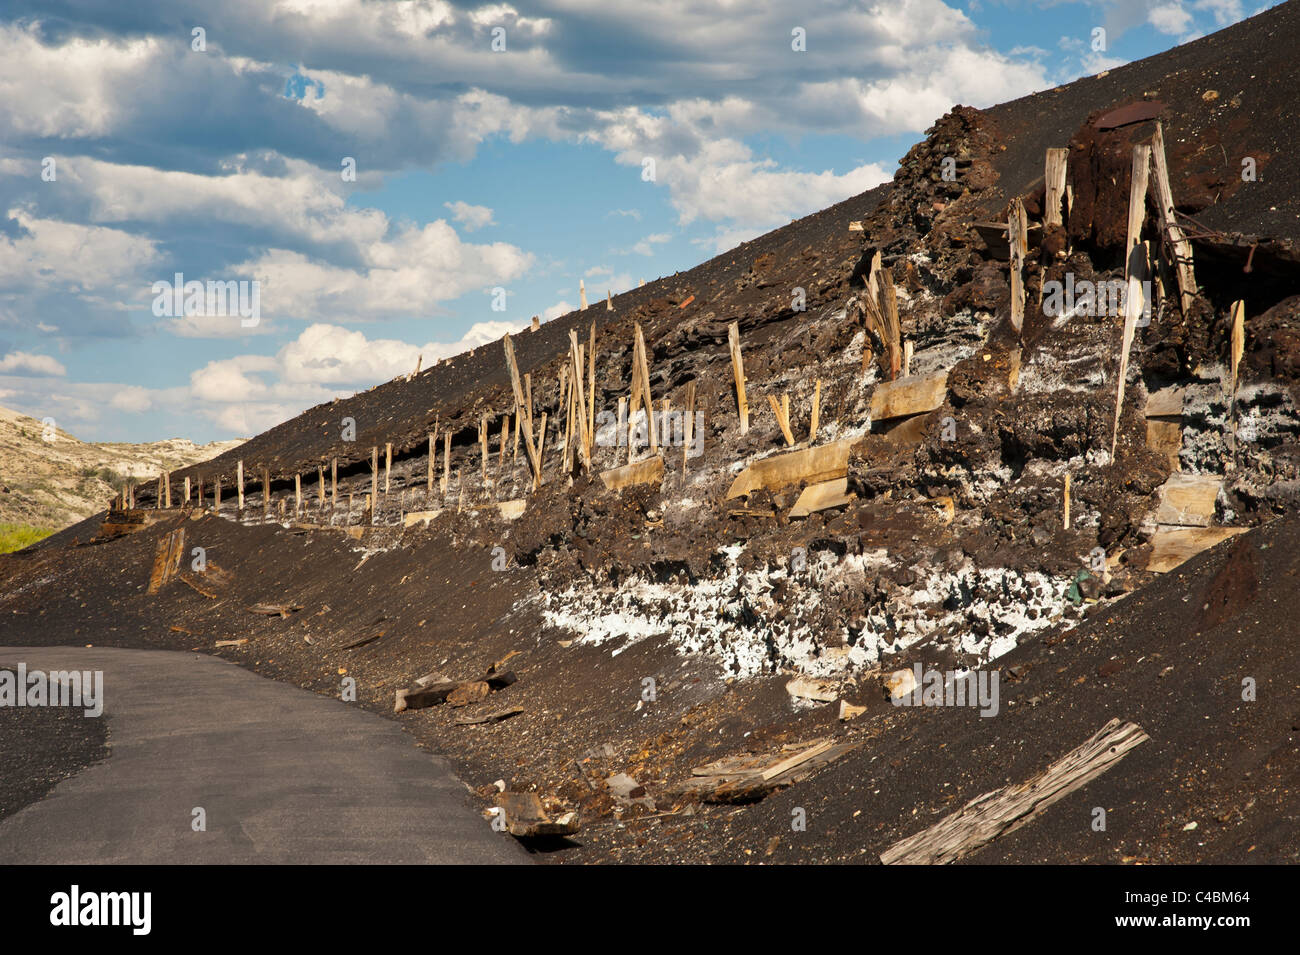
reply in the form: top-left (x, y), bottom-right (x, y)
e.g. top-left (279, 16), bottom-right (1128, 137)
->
top-left (726, 438), bottom-right (856, 500)
top-left (1146, 526), bottom-right (1248, 573)
top-left (789, 478), bottom-right (854, 518)
top-left (394, 669), bottom-right (518, 712)
top-left (1146, 419), bottom-right (1182, 471)
top-left (600, 455), bottom-right (664, 491)
top-left (1155, 473), bottom-right (1221, 527)
top-left (178, 562), bottom-right (234, 599)
top-left (880, 719), bottom-right (1149, 865)
top-left (146, 527), bottom-right (186, 595)
top-left (1145, 385), bottom-right (1185, 418)
top-left (497, 499), bottom-right (527, 521)
top-left (869, 371), bottom-right (948, 423)
top-left (402, 509), bottom-right (441, 528)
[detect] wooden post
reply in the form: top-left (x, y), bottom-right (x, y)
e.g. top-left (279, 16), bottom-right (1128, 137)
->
top-left (531, 315), bottom-right (540, 331)
top-left (428, 433), bottom-right (435, 493)
top-left (498, 416), bottom-right (507, 473)
top-left (561, 366), bottom-right (575, 473)
top-left (479, 414), bottom-right (489, 483)
top-left (1229, 300), bottom-right (1245, 395)
top-left (569, 330), bottom-right (591, 470)
top-left (1149, 122), bottom-right (1197, 316)
top-left (767, 394), bottom-right (795, 447)
top-left (502, 334), bottom-right (541, 487)
top-left (1063, 473), bottom-right (1071, 530)
top-left (370, 447), bottom-right (378, 516)
top-left (579, 279), bottom-right (588, 311)
top-left (213, 477), bottom-right (219, 513)
top-left (536, 412), bottom-right (548, 464)
top-left (682, 381), bottom-right (696, 474)
top-left (809, 379), bottom-right (821, 444)
top-left (384, 442), bottom-right (392, 494)
top-left (633, 323), bottom-right (657, 453)
top-left (331, 457), bottom-right (338, 509)
top-left (1044, 147), bottom-right (1068, 229)
top-left (1008, 198), bottom-right (1028, 337)
top-left (237, 460), bottom-right (245, 510)
top-left (262, 467), bottom-right (270, 518)
top-left (902, 341), bottom-right (913, 378)
top-left (196, 477), bottom-right (202, 510)
top-left (295, 473), bottom-right (302, 515)
top-left (318, 465), bottom-right (326, 506)
top-left (1112, 145), bottom-right (1152, 461)
top-left (880, 267), bottom-right (902, 379)
top-left (443, 432), bottom-right (451, 494)
top-left (588, 321), bottom-right (597, 444)
top-left (606, 289), bottom-right (612, 311)
top-left (183, 476), bottom-right (191, 505)
top-left (728, 321), bottom-right (749, 435)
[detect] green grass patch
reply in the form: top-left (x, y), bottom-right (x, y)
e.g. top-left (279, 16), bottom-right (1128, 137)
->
top-left (0, 523), bottom-right (55, 554)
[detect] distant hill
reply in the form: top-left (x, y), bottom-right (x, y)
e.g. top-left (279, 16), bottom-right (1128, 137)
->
top-left (0, 406), bottom-right (243, 535)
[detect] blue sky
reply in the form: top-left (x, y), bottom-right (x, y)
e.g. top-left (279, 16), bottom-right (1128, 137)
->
top-left (0, 0), bottom-right (1278, 442)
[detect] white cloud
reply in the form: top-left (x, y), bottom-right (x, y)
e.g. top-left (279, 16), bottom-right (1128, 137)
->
top-left (443, 200), bottom-right (496, 231)
top-left (0, 351), bottom-right (67, 376)
top-left (0, 209), bottom-right (160, 296)
top-left (1149, 3), bottom-right (1195, 35)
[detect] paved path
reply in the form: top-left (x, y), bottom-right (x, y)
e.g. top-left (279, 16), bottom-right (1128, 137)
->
top-left (0, 646), bottom-right (529, 864)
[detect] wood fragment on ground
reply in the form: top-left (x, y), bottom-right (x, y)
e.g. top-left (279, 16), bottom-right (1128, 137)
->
top-left (880, 719), bottom-right (1149, 865)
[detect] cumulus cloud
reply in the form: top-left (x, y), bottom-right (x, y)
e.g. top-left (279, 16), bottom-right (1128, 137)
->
top-left (443, 200), bottom-right (496, 231)
top-left (0, 350), bottom-right (66, 376)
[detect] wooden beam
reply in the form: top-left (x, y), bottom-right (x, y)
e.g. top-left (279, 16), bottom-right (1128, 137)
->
top-left (588, 321), bottom-right (597, 445)
top-left (1149, 122), bottom-right (1197, 316)
top-left (294, 473), bottom-right (302, 515)
top-left (728, 321), bottom-right (749, 435)
top-left (1063, 473), bottom-right (1071, 530)
top-left (370, 447), bottom-right (378, 517)
top-left (384, 442), bottom-right (392, 493)
top-left (262, 468), bottom-right (270, 518)
top-left (569, 330), bottom-right (592, 470)
top-left (683, 380), bottom-right (696, 474)
top-left (237, 460), bottom-right (245, 510)
top-left (183, 476), bottom-right (191, 504)
top-left (1155, 473), bottom-right (1221, 527)
top-left (880, 720), bottom-right (1149, 865)
top-left (331, 457), bottom-right (338, 509)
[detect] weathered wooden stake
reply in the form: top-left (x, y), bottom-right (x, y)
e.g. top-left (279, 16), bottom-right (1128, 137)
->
top-left (262, 468), bottom-right (270, 518)
top-left (443, 432), bottom-right (451, 494)
top-left (370, 447), bottom-right (378, 515)
top-left (183, 476), bottom-right (191, 504)
top-left (384, 442), bottom-right (392, 493)
top-left (331, 457), bottom-right (338, 508)
top-left (1008, 198), bottom-right (1028, 338)
top-left (809, 379), bottom-right (822, 443)
top-left (1063, 473), bottom-right (1071, 530)
top-left (428, 433), bottom-right (435, 493)
top-left (237, 460), bottom-right (245, 510)
top-left (579, 279), bottom-right (588, 311)
top-left (295, 473), bottom-right (302, 515)
top-left (767, 394), bottom-right (795, 447)
top-left (682, 380), bottom-right (696, 475)
top-left (1149, 122), bottom-right (1197, 316)
top-left (1044, 147), bottom-right (1068, 229)
top-left (634, 323), bottom-right (657, 452)
top-left (728, 321), bottom-right (749, 435)
top-left (1229, 299), bottom-right (1245, 395)
top-left (1112, 145), bottom-right (1153, 461)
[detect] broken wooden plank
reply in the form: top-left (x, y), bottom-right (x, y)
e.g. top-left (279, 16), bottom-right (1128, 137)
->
top-left (1229, 299), bottom-right (1245, 395)
top-left (880, 719), bottom-right (1149, 865)
top-left (726, 438), bottom-right (856, 500)
top-left (1146, 526), bottom-right (1247, 573)
top-left (869, 370), bottom-right (948, 422)
top-left (634, 323), bottom-right (657, 452)
top-left (497, 498), bottom-right (527, 521)
top-left (247, 603), bottom-right (303, 617)
top-left (1146, 419), bottom-right (1183, 470)
top-left (1155, 473), bottom-right (1221, 527)
top-left (809, 379), bottom-right (821, 443)
top-left (788, 477), bottom-right (854, 518)
top-left (599, 455), bottom-right (664, 491)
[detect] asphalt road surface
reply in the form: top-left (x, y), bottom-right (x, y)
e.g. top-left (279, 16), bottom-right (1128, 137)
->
top-left (0, 646), bottom-right (529, 864)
